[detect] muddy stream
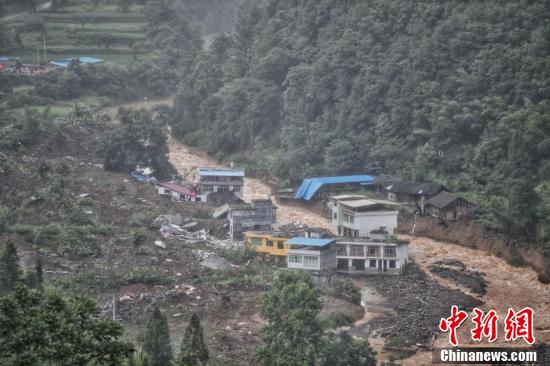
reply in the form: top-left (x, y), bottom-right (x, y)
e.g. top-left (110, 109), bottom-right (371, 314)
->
top-left (168, 139), bottom-right (549, 365)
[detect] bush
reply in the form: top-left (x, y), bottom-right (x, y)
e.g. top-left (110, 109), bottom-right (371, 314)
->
top-left (321, 312), bottom-right (354, 329)
top-left (131, 227), bottom-right (150, 249)
top-left (325, 278), bottom-right (361, 305)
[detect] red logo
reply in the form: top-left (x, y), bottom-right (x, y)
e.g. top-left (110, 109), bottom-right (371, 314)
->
top-left (439, 305), bottom-right (469, 346)
top-left (440, 306), bottom-right (535, 345)
top-left (504, 307), bottom-right (535, 344)
top-left (471, 308), bottom-right (498, 343)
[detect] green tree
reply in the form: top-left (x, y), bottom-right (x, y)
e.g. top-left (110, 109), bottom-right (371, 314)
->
top-left (177, 312), bottom-right (208, 364)
top-left (142, 304), bottom-right (173, 366)
top-left (256, 270), bottom-right (322, 366)
top-left (101, 108), bottom-right (175, 179)
top-left (319, 331), bottom-right (376, 366)
top-left (0, 241), bottom-right (23, 294)
top-left (0, 205), bottom-right (9, 234)
top-left (0, 285), bottom-right (133, 365)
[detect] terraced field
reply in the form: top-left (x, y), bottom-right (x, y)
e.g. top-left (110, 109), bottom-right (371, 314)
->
top-left (2, 4), bottom-right (147, 64)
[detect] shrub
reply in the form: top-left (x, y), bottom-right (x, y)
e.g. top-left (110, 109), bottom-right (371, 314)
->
top-left (325, 278), bottom-right (361, 305)
top-left (321, 312), bottom-right (354, 329)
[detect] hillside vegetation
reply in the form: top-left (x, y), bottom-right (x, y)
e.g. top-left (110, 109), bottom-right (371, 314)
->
top-left (171, 0), bottom-right (550, 243)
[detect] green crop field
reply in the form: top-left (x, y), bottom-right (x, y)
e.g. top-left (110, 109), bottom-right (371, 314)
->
top-left (3, 3), bottom-right (147, 66)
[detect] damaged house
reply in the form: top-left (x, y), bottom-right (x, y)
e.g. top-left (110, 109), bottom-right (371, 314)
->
top-left (228, 199), bottom-right (277, 240)
top-left (425, 191), bottom-right (475, 221)
top-left (286, 237), bottom-right (338, 275)
top-left (336, 238), bottom-right (409, 275)
top-left (385, 180), bottom-right (445, 212)
top-left (157, 182), bottom-right (198, 202)
top-left (196, 167), bottom-right (244, 202)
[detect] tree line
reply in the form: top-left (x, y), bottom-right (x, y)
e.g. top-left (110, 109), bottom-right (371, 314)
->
top-left (169, 0), bottom-right (550, 244)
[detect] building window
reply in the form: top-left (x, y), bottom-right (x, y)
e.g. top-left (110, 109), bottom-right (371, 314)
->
top-left (233, 186), bottom-right (241, 192)
top-left (349, 215), bottom-right (354, 224)
top-left (384, 248), bottom-right (396, 258)
top-left (202, 185), bottom-right (214, 193)
top-left (389, 260), bottom-right (396, 268)
top-left (219, 186), bottom-right (229, 192)
top-left (266, 240), bottom-right (273, 247)
top-left (277, 241), bottom-right (284, 249)
top-left (288, 255), bottom-right (302, 263)
top-left (337, 245), bottom-right (347, 256)
top-left (367, 246), bottom-right (380, 257)
top-left (337, 226), bottom-right (342, 235)
top-left (349, 245), bottom-right (364, 257)
top-left (333, 212), bottom-right (337, 220)
top-left (250, 238), bottom-right (262, 246)
top-left (303, 256), bottom-right (319, 267)
top-left (369, 259), bottom-right (377, 268)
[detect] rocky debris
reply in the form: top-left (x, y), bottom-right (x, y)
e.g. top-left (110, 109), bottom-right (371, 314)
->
top-left (182, 221), bottom-right (198, 230)
top-left (154, 240), bottom-right (167, 249)
top-left (213, 204), bottom-right (230, 219)
top-left (207, 191), bottom-right (244, 206)
top-left (431, 258), bottom-right (466, 271)
top-left (160, 225), bottom-right (214, 242)
top-left (366, 262), bottom-right (483, 347)
top-left (154, 213), bottom-right (183, 226)
top-left (200, 254), bottom-right (235, 271)
top-left (429, 265), bottom-right (487, 295)
top-left (102, 283), bottom-right (197, 320)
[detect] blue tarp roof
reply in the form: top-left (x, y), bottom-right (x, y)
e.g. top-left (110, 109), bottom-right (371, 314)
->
top-left (50, 57), bottom-right (103, 67)
top-left (287, 237), bottom-right (335, 247)
top-left (197, 167), bottom-right (244, 177)
top-left (294, 175), bottom-right (374, 200)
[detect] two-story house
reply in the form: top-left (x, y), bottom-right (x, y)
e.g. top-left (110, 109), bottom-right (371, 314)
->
top-left (196, 167), bottom-right (244, 202)
top-left (286, 237), bottom-right (337, 274)
top-left (330, 197), bottom-right (399, 239)
top-left (335, 237), bottom-right (409, 275)
top-left (228, 199), bottom-right (278, 240)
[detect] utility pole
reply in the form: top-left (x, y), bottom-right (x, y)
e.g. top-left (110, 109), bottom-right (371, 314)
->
top-left (36, 46), bottom-right (40, 65)
top-left (112, 295), bottom-right (116, 321)
top-left (43, 32), bottom-right (47, 62)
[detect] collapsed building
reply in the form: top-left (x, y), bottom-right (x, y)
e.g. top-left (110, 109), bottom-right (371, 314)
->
top-left (228, 199), bottom-right (278, 240)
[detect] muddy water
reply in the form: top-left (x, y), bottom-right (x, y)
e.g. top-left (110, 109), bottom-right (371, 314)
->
top-left (167, 140), bottom-right (550, 364)
top-left (402, 235), bottom-right (550, 365)
top-left (168, 139), bottom-right (332, 229)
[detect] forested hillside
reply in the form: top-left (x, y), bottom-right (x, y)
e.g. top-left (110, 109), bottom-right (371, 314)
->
top-left (172, 0), bottom-right (550, 242)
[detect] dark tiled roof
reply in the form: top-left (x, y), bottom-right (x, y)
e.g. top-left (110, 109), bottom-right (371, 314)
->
top-left (386, 180), bottom-right (444, 195)
top-left (425, 191), bottom-right (466, 209)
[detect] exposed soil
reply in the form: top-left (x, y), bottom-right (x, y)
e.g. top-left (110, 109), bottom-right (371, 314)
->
top-left (399, 215), bottom-right (550, 283)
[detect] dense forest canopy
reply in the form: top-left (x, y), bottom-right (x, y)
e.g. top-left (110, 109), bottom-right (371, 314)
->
top-left (171, 0), bottom-right (550, 242)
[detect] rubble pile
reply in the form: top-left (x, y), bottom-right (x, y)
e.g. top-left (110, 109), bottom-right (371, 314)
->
top-left (102, 283), bottom-right (198, 320)
top-left (367, 262), bottom-right (483, 347)
top-left (429, 264), bottom-right (487, 295)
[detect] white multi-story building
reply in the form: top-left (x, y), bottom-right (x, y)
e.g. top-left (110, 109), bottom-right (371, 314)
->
top-left (196, 167), bottom-right (244, 202)
top-left (329, 196), bottom-right (399, 239)
top-left (336, 239), bottom-right (409, 275)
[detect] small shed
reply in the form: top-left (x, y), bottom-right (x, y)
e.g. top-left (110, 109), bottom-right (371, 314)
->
top-left (425, 191), bottom-right (474, 221)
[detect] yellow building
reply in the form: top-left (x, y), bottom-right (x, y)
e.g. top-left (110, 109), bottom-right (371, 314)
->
top-left (244, 231), bottom-right (291, 264)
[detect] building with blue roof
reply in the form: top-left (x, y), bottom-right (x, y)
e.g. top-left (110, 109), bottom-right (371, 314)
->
top-left (50, 57), bottom-right (103, 68)
top-left (294, 174), bottom-right (374, 201)
top-left (286, 237), bottom-right (337, 273)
